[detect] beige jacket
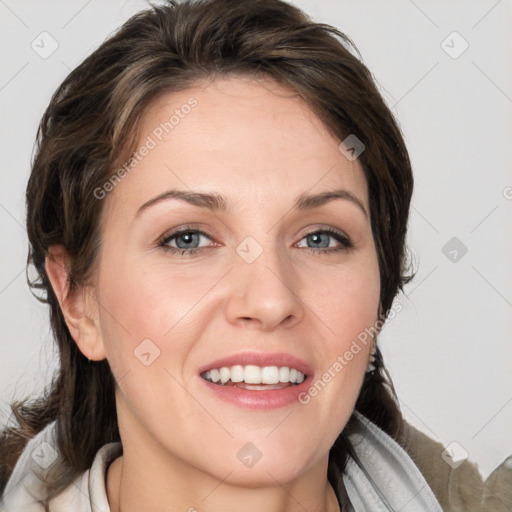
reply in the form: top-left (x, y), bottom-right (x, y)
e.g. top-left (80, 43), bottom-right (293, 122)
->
top-left (401, 422), bottom-right (512, 511)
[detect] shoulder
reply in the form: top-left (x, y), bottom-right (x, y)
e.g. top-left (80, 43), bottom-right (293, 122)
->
top-left (0, 420), bottom-right (57, 511)
top-left (0, 420), bottom-right (121, 512)
top-left (400, 420), bottom-right (512, 512)
top-left (47, 442), bottom-right (121, 512)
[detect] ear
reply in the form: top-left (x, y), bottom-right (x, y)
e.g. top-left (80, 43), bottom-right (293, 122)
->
top-left (45, 244), bottom-right (106, 361)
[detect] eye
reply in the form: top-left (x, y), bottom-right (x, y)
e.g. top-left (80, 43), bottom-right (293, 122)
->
top-left (158, 227), bottom-right (353, 257)
top-left (295, 228), bottom-right (353, 254)
top-left (159, 228), bottom-right (214, 256)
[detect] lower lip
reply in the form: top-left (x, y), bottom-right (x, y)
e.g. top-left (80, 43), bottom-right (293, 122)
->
top-left (199, 376), bottom-right (313, 409)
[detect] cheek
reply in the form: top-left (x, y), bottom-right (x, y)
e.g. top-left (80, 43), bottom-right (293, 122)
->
top-left (94, 256), bottom-right (232, 403)
top-left (299, 253), bottom-right (380, 434)
top-left (313, 282), bottom-right (378, 387)
top-left (94, 258), bottom-right (175, 377)
top-left (97, 257), bottom-right (208, 344)
top-left (94, 261), bottom-right (201, 430)
top-left (310, 251), bottom-right (380, 343)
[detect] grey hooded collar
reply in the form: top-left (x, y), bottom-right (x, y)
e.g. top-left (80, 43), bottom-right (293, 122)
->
top-left (1, 412), bottom-right (442, 511)
top-left (343, 411), bottom-right (443, 512)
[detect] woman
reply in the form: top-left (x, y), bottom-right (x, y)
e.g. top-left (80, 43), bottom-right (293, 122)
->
top-left (0, 0), bottom-right (505, 510)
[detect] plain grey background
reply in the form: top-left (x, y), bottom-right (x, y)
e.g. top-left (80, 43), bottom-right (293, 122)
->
top-left (1, 0), bottom-right (511, 481)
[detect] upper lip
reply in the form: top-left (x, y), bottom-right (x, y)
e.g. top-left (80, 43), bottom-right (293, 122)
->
top-left (198, 351), bottom-right (314, 378)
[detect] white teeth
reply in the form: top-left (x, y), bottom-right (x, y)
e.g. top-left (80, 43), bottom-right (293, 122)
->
top-left (230, 365), bottom-right (244, 383)
top-left (279, 366), bottom-right (290, 383)
top-left (244, 365), bottom-right (261, 384)
top-left (261, 366), bottom-right (279, 384)
top-left (220, 367), bottom-right (230, 384)
top-left (202, 365), bottom-right (306, 385)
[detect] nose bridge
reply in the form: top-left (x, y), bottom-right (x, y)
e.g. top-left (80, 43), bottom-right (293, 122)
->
top-left (224, 232), bottom-right (304, 330)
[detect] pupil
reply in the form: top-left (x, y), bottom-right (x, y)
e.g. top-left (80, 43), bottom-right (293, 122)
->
top-left (310, 233), bottom-right (328, 248)
top-left (177, 232), bottom-right (198, 249)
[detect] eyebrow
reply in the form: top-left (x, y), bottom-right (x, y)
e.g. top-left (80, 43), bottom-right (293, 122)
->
top-left (135, 187), bottom-right (368, 219)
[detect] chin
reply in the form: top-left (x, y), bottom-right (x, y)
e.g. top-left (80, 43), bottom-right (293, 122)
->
top-left (210, 461), bottom-right (311, 489)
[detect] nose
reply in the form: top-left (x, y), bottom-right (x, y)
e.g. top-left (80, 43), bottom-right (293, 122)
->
top-left (224, 240), bottom-right (305, 331)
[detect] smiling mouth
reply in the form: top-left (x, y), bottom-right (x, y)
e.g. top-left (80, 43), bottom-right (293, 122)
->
top-left (200, 364), bottom-right (306, 390)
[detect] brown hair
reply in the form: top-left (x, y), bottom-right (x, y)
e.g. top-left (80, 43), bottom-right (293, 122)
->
top-left (0, 0), bottom-right (415, 508)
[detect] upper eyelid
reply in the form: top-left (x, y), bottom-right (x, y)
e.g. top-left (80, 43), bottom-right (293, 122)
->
top-left (161, 227), bottom-right (213, 243)
top-left (160, 226), bottom-right (350, 246)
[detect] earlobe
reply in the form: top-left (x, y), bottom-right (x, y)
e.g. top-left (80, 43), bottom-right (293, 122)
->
top-left (45, 244), bottom-right (106, 361)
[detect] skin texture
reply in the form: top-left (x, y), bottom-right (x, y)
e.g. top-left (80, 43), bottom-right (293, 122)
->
top-left (46, 75), bottom-right (381, 512)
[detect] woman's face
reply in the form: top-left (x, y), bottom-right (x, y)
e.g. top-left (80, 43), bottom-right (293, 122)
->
top-left (91, 75), bottom-right (380, 486)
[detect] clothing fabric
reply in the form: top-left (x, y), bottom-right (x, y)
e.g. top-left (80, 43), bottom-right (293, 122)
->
top-left (400, 420), bottom-right (512, 512)
top-left (1, 411), bottom-right (444, 511)
top-left (342, 411), bottom-right (442, 511)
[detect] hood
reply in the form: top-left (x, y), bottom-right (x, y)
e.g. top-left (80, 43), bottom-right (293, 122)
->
top-left (0, 420), bottom-right (121, 512)
top-left (344, 411), bottom-right (443, 511)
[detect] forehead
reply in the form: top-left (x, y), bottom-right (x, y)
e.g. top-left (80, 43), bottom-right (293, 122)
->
top-left (140, 74), bottom-right (343, 160)
top-left (106, 74), bottom-right (368, 216)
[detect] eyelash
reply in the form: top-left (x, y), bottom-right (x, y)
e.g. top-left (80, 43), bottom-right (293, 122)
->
top-left (157, 226), bottom-right (353, 257)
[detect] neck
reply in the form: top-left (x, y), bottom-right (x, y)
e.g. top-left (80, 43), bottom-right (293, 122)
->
top-left (106, 454), bottom-right (341, 512)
